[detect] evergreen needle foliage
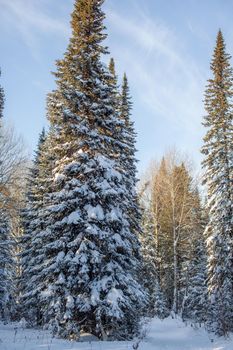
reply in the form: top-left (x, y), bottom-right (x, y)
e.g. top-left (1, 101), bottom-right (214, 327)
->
top-left (3, 3), bottom-right (232, 343)
top-left (21, 0), bottom-right (145, 341)
top-left (202, 30), bottom-right (233, 336)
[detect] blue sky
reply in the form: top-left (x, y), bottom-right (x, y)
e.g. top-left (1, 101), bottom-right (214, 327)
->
top-left (1, 0), bottom-right (233, 173)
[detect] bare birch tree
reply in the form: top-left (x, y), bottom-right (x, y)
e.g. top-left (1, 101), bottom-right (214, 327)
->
top-left (0, 123), bottom-right (27, 320)
top-left (140, 150), bottom-right (206, 317)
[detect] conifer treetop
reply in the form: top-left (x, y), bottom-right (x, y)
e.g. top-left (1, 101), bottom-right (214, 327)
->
top-left (109, 57), bottom-right (118, 85)
top-left (37, 128), bottom-right (46, 149)
top-left (50, 0), bottom-right (119, 158)
top-left (35, 0), bottom-right (144, 339)
top-left (62, 0), bottom-right (108, 67)
top-left (201, 29), bottom-right (233, 336)
top-left (109, 58), bottom-right (116, 77)
top-left (108, 57), bottom-right (119, 105)
top-left (121, 73), bottom-right (133, 119)
top-left (210, 29), bottom-right (231, 78)
top-left (202, 29), bottom-right (233, 178)
top-left (203, 29), bottom-right (233, 128)
top-left (34, 128), bottom-right (46, 164)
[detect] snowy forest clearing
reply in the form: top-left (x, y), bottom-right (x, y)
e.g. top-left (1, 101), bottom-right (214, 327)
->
top-left (0, 317), bottom-right (232, 350)
top-left (0, 0), bottom-right (232, 346)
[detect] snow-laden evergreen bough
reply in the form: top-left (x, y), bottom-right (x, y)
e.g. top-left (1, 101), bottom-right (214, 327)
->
top-left (109, 58), bottom-right (142, 259)
top-left (140, 205), bottom-right (168, 319)
top-left (180, 199), bottom-right (208, 324)
top-left (20, 129), bottom-right (53, 325)
top-left (202, 30), bottom-right (233, 336)
top-left (21, 0), bottom-right (145, 340)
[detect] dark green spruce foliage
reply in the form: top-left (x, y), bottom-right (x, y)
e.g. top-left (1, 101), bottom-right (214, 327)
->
top-left (108, 58), bottom-right (119, 105)
top-left (201, 30), bottom-right (233, 336)
top-left (119, 73), bottom-right (142, 243)
top-left (140, 206), bottom-right (168, 319)
top-left (20, 129), bottom-right (52, 325)
top-left (181, 193), bottom-right (208, 324)
top-left (28, 0), bottom-right (145, 340)
top-left (108, 60), bottom-right (141, 244)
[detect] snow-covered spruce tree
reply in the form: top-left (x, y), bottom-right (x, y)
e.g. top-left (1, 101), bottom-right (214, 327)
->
top-left (0, 72), bottom-right (8, 321)
top-left (201, 30), bottom-right (233, 336)
top-left (119, 74), bottom-right (137, 187)
top-left (140, 206), bottom-right (157, 314)
top-left (152, 281), bottom-right (169, 320)
top-left (20, 129), bottom-right (45, 324)
top-left (181, 233), bottom-right (208, 325)
top-left (180, 191), bottom-right (208, 324)
top-left (20, 128), bottom-right (55, 326)
top-left (108, 58), bottom-right (119, 105)
top-left (38, 0), bottom-right (145, 340)
top-left (140, 205), bottom-right (168, 318)
top-left (0, 69), bottom-right (4, 120)
top-left (118, 73), bottom-right (142, 239)
top-left (108, 61), bottom-right (141, 240)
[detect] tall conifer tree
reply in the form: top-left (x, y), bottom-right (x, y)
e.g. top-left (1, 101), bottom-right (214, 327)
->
top-left (37, 0), bottom-right (144, 340)
top-left (0, 70), bottom-right (14, 321)
top-left (0, 69), bottom-right (4, 120)
top-left (20, 129), bottom-right (49, 325)
top-left (108, 62), bottom-right (141, 242)
top-left (108, 58), bottom-right (119, 101)
top-left (180, 191), bottom-right (208, 324)
top-left (201, 30), bottom-right (233, 335)
top-left (140, 205), bottom-right (168, 318)
top-left (119, 74), bottom-right (141, 237)
top-left (119, 74), bottom-right (137, 185)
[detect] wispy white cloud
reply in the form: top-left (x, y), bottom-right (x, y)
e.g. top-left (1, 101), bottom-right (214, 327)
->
top-left (103, 4), bottom-right (210, 171)
top-left (1, 0), bottom-right (206, 130)
top-left (106, 8), bottom-right (206, 132)
top-left (0, 0), bottom-right (70, 58)
top-left (0, 0), bottom-right (208, 171)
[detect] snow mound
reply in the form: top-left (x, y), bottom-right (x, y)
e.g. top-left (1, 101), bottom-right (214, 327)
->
top-left (0, 317), bottom-right (232, 350)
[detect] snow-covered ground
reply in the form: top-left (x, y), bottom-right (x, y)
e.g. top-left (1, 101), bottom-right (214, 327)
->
top-left (0, 317), bottom-right (232, 350)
